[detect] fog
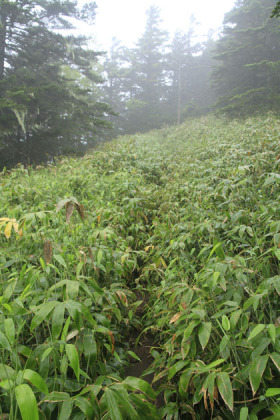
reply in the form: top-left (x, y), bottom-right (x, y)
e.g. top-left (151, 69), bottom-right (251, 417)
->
top-left (91, 0), bottom-right (236, 49)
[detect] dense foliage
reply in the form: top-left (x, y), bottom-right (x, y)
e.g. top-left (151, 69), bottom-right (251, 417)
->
top-left (1, 114), bottom-right (280, 418)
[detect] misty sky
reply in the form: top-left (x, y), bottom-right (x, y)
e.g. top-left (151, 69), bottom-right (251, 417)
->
top-left (90, 0), bottom-right (236, 50)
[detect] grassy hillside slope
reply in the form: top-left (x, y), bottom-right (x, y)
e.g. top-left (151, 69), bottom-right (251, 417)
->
top-left (0, 115), bottom-right (280, 419)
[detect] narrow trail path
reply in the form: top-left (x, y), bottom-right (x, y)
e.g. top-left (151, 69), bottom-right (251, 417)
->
top-left (124, 291), bottom-right (165, 410)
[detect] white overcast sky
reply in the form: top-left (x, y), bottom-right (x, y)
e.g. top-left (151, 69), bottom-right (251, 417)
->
top-left (87, 0), bottom-right (236, 51)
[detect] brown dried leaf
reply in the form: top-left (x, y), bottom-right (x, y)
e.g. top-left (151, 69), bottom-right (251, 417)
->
top-left (214, 385), bottom-right (219, 401)
top-left (275, 317), bottom-right (280, 327)
top-left (108, 330), bottom-right (115, 354)
top-left (66, 329), bottom-right (82, 341)
top-left (43, 241), bottom-right (52, 264)
top-left (75, 203), bottom-right (86, 220)
top-left (65, 202), bottom-right (75, 224)
top-left (203, 388), bottom-right (209, 411)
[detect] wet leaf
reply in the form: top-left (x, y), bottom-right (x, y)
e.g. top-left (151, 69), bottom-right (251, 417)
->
top-left (216, 372), bottom-right (233, 411)
top-left (249, 355), bottom-right (268, 396)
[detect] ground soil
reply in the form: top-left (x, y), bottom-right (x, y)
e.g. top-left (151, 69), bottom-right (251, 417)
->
top-left (125, 291), bottom-right (165, 409)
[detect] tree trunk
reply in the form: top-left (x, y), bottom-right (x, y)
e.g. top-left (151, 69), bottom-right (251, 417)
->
top-left (0, 5), bottom-right (7, 80)
top-left (177, 64), bottom-right (182, 125)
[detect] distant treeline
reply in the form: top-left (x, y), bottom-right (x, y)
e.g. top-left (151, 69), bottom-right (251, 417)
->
top-left (103, 0), bottom-right (280, 136)
top-left (0, 0), bottom-right (279, 169)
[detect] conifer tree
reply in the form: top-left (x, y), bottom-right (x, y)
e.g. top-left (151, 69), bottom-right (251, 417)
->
top-left (212, 0), bottom-right (280, 116)
top-left (123, 5), bottom-right (168, 132)
top-left (0, 0), bottom-right (111, 168)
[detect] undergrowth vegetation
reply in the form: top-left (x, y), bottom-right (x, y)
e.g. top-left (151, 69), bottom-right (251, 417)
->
top-left (0, 114), bottom-right (280, 419)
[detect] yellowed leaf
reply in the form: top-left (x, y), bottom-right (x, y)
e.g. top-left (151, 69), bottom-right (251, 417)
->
top-left (4, 222), bottom-right (12, 239)
top-left (12, 221), bottom-right (20, 233)
top-left (144, 245), bottom-right (154, 252)
top-left (203, 388), bottom-right (208, 411)
top-left (116, 291), bottom-right (128, 307)
top-left (161, 257), bottom-right (167, 268)
top-left (170, 313), bottom-right (182, 324)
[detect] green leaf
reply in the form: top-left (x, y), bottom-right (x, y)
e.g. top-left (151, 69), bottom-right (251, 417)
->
top-left (0, 364), bottom-right (15, 380)
top-left (272, 276), bottom-right (280, 295)
top-left (76, 261), bottom-right (84, 277)
top-left (83, 331), bottom-right (97, 363)
top-left (54, 254), bottom-right (67, 268)
top-left (41, 392), bottom-right (70, 403)
top-left (183, 320), bottom-right (198, 341)
top-left (30, 301), bottom-right (58, 331)
top-left (230, 309), bottom-right (242, 330)
top-left (3, 279), bottom-right (17, 300)
top-left (4, 318), bottom-right (15, 345)
top-left (15, 384), bottom-right (39, 420)
top-left (130, 394), bottom-right (160, 418)
top-left (267, 324), bottom-right (276, 343)
top-left (248, 324), bottom-right (266, 341)
top-left (58, 399), bottom-right (73, 420)
top-left (52, 303), bottom-right (65, 340)
top-left (249, 355), bottom-right (269, 396)
top-left (74, 396), bottom-right (94, 418)
top-left (41, 347), bottom-right (53, 362)
top-left (111, 387), bottom-right (139, 419)
top-left (123, 376), bottom-right (156, 400)
top-left (222, 315), bottom-right (230, 331)
top-left (243, 294), bottom-right (262, 310)
top-left (168, 360), bottom-right (189, 380)
top-left (205, 372), bottom-right (216, 408)
top-left (127, 350), bottom-right (141, 362)
top-left (97, 250), bottom-right (103, 266)
top-left (179, 370), bottom-right (193, 396)
top-left (206, 359), bottom-right (225, 370)
top-left (198, 322), bottom-right (212, 350)
top-left (240, 406), bottom-right (248, 420)
top-left (104, 388), bottom-right (123, 420)
top-left (216, 372), bottom-right (233, 412)
top-left (0, 330), bottom-right (12, 351)
top-left (270, 352), bottom-right (280, 371)
top-left (0, 379), bottom-right (13, 390)
top-left (23, 369), bottom-right (48, 394)
top-left (65, 343), bottom-right (80, 382)
top-left (209, 242), bottom-right (225, 260)
top-left (266, 388), bottom-right (280, 397)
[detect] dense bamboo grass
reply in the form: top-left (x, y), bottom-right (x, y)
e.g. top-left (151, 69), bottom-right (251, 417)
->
top-left (0, 114), bottom-right (280, 418)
